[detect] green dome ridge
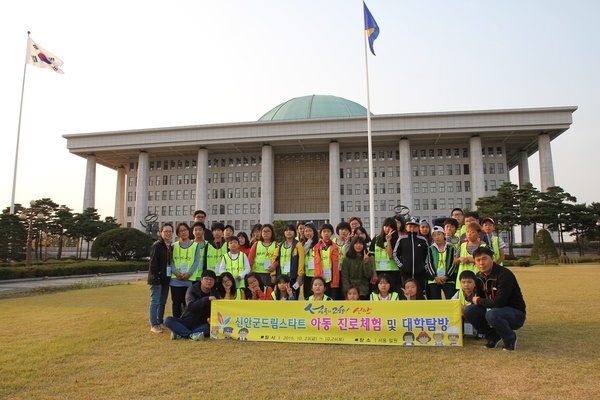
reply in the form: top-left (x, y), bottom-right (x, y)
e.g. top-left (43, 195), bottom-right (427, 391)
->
top-left (259, 95), bottom-right (369, 121)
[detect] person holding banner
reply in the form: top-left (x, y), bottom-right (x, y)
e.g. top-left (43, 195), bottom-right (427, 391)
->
top-left (307, 276), bottom-right (332, 301)
top-left (370, 273), bottom-right (400, 301)
top-left (463, 247), bottom-right (526, 352)
top-left (341, 236), bottom-right (373, 300)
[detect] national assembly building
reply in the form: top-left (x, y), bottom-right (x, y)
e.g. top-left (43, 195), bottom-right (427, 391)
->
top-left (63, 95), bottom-right (576, 241)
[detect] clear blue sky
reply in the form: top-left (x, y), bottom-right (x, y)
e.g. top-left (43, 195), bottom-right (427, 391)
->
top-left (1, 0), bottom-right (598, 219)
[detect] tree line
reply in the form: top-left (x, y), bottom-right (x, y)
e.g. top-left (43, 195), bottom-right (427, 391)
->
top-left (476, 182), bottom-right (600, 257)
top-left (0, 198), bottom-right (119, 261)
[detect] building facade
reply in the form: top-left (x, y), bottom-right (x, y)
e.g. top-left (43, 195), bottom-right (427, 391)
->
top-left (64, 95), bottom-right (576, 239)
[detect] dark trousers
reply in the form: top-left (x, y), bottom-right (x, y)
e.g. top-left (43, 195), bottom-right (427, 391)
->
top-left (170, 285), bottom-right (188, 318)
top-left (463, 304), bottom-right (526, 343)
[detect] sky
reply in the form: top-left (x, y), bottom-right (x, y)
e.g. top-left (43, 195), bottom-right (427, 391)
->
top-left (1, 0), bottom-right (599, 220)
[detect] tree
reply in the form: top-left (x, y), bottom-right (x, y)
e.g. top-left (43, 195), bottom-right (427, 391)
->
top-left (0, 206), bottom-right (27, 261)
top-left (530, 229), bottom-right (559, 261)
top-left (272, 220), bottom-right (289, 243)
top-left (46, 206), bottom-right (75, 259)
top-left (517, 182), bottom-right (541, 236)
top-left (536, 186), bottom-right (577, 256)
top-left (72, 208), bottom-right (103, 259)
top-left (568, 203), bottom-right (596, 256)
top-left (91, 228), bottom-right (153, 261)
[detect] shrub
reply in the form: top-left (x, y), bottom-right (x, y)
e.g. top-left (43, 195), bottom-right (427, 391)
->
top-left (0, 260), bottom-right (147, 280)
top-left (514, 258), bottom-right (531, 267)
top-left (530, 229), bottom-right (559, 261)
top-left (91, 228), bottom-right (153, 261)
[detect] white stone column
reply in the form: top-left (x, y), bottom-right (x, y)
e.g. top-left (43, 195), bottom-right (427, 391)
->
top-left (196, 147), bottom-right (209, 213)
top-left (134, 151), bottom-right (149, 231)
top-left (83, 154), bottom-right (96, 210)
top-left (517, 151), bottom-right (532, 243)
top-left (329, 141), bottom-right (341, 224)
top-left (469, 135), bottom-right (485, 203)
top-left (114, 166), bottom-right (126, 226)
top-left (538, 133), bottom-right (555, 191)
top-left (260, 144), bottom-right (274, 223)
top-left (518, 150), bottom-right (530, 186)
top-left (399, 138), bottom-right (413, 212)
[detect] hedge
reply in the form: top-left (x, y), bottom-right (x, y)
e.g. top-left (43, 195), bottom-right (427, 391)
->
top-left (0, 260), bottom-right (148, 280)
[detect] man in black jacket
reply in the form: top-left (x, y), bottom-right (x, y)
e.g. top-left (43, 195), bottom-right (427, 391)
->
top-left (164, 269), bottom-right (220, 340)
top-left (464, 247), bottom-right (526, 351)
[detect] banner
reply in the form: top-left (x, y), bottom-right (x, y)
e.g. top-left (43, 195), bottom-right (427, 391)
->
top-left (210, 300), bottom-right (462, 346)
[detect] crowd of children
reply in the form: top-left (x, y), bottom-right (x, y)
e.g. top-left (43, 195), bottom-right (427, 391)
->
top-left (149, 208), bottom-right (507, 335)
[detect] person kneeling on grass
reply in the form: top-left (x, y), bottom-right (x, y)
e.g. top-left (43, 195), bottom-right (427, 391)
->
top-left (164, 270), bottom-right (220, 341)
top-left (463, 247), bottom-right (526, 352)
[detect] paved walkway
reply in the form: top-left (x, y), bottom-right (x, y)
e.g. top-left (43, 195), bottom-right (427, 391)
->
top-left (0, 271), bottom-right (146, 295)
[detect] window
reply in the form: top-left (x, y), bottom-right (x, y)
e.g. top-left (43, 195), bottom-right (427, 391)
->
top-left (363, 167), bottom-right (368, 178)
top-left (346, 168), bottom-right (352, 179)
top-left (355, 186), bottom-right (361, 195)
top-left (446, 148), bottom-right (451, 158)
top-left (356, 201), bottom-right (361, 212)
top-left (388, 183), bottom-right (394, 194)
top-left (454, 148), bottom-right (460, 158)
top-left (191, 189), bottom-right (196, 200)
top-left (483, 163), bottom-right (487, 174)
top-left (439, 198), bottom-right (446, 210)
top-left (251, 172), bottom-right (257, 182)
top-left (379, 167), bottom-right (385, 178)
top-left (455, 164), bottom-right (461, 176)
top-left (244, 157), bottom-right (249, 166)
top-left (488, 147), bottom-right (494, 158)
top-left (497, 147), bottom-right (503, 157)
top-left (412, 166), bottom-right (419, 177)
top-left (463, 164), bottom-right (470, 175)
top-left (250, 204), bottom-right (256, 214)
top-left (155, 175), bottom-right (161, 186)
top-left (447, 165), bottom-right (453, 176)
top-left (220, 173), bottom-right (225, 183)
top-left (421, 165), bottom-right (427, 176)
top-left (414, 199), bottom-right (420, 210)
top-left (227, 204), bottom-right (233, 214)
top-left (168, 206), bottom-right (174, 216)
top-left (340, 168), bottom-right (344, 180)
top-left (465, 198), bottom-right (472, 209)
top-left (373, 184), bottom-right (377, 195)
top-left (379, 151), bottom-right (385, 160)
top-left (363, 152), bottom-right (368, 161)
top-left (423, 199), bottom-right (429, 210)
top-left (489, 163), bottom-right (495, 174)
top-left (148, 191), bottom-right (153, 201)
top-left (457, 198), bottom-right (463, 208)
top-left (456, 181), bottom-right (461, 192)
top-left (387, 167), bottom-right (393, 177)
top-left (448, 198), bottom-right (454, 210)
top-left (243, 204), bottom-right (248, 214)
top-left (380, 200), bottom-right (386, 211)
top-left (396, 166), bottom-right (400, 177)
top-left (220, 189), bottom-right (225, 199)
top-left (432, 199), bottom-right (437, 210)
top-left (464, 181), bottom-right (471, 192)
top-left (364, 201), bottom-right (370, 212)
top-left (346, 152), bottom-right (352, 162)
top-left (235, 172), bottom-right (241, 182)
top-left (155, 191), bottom-right (160, 200)
top-left (251, 157), bottom-right (256, 166)
top-left (243, 172), bottom-right (249, 182)
top-left (430, 182), bottom-right (436, 193)
top-left (347, 201), bottom-right (353, 212)
top-left (363, 184), bottom-right (369, 195)
top-left (430, 165), bottom-right (436, 176)
top-left (127, 177), bottom-right (135, 187)
top-left (412, 150), bottom-right (418, 159)
top-left (498, 163), bottom-right (505, 174)
top-left (220, 205), bottom-right (225, 215)
top-left (251, 188), bottom-right (256, 198)
top-left (439, 182), bottom-right (445, 193)
top-left (163, 190), bottom-right (168, 200)
top-left (176, 190), bottom-right (182, 200)
top-left (438, 165), bottom-right (444, 176)
top-left (176, 206), bottom-right (181, 216)
top-left (438, 149), bottom-right (443, 159)
top-left (354, 168), bottom-right (360, 179)
top-left (346, 184), bottom-right (352, 196)
top-left (396, 183), bottom-right (401, 194)
top-left (163, 176), bottom-right (168, 185)
top-left (463, 148), bottom-right (468, 158)
top-left (429, 149), bottom-right (435, 159)
top-left (236, 157), bottom-right (241, 167)
top-left (169, 190), bottom-right (175, 200)
top-left (127, 192), bottom-right (133, 202)
top-left (355, 152), bottom-right (360, 161)
top-left (422, 182), bottom-right (428, 193)
top-left (413, 183), bottom-right (419, 193)
top-left (183, 190), bottom-right (189, 200)
top-left (380, 183), bottom-right (386, 194)
top-left (227, 189), bottom-right (233, 199)
top-left (341, 202), bottom-right (345, 212)
top-left (212, 205), bottom-right (217, 215)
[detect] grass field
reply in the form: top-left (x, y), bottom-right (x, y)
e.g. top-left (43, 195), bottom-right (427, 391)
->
top-left (1, 265), bottom-right (599, 399)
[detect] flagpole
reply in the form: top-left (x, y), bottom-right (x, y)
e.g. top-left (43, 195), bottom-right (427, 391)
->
top-left (11, 31), bottom-right (31, 215)
top-left (363, 29), bottom-right (375, 239)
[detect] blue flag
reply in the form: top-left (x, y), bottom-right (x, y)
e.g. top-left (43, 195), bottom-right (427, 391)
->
top-left (363, 1), bottom-right (380, 56)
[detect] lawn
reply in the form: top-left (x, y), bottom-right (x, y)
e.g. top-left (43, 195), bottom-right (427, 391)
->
top-left (1, 265), bottom-right (599, 399)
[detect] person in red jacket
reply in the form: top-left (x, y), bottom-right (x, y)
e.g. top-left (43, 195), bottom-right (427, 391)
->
top-left (244, 272), bottom-right (273, 300)
top-left (313, 223), bottom-right (340, 300)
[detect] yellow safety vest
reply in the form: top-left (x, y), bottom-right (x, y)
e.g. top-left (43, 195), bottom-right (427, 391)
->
top-left (223, 252), bottom-right (246, 288)
top-left (455, 242), bottom-right (486, 289)
top-left (373, 241), bottom-right (398, 271)
top-left (253, 241), bottom-right (277, 274)
top-left (370, 292), bottom-right (399, 301)
top-left (171, 241), bottom-right (198, 279)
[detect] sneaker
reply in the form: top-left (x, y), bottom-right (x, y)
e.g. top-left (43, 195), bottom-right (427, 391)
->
top-left (503, 335), bottom-right (518, 352)
top-left (160, 323), bottom-right (168, 330)
top-left (150, 325), bottom-right (163, 334)
top-left (171, 332), bottom-right (182, 340)
top-left (190, 332), bottom-right (205, 341)
top-left (475, 333), bottom-right (486, 341)
top-left (484, 333), bottom-right (501, 349)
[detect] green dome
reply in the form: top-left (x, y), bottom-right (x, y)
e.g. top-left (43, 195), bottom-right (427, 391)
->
top-left (258, 95), bottom-right (369, 121)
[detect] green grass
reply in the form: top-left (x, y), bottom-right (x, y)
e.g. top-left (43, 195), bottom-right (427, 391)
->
top-left (1, 265), bottom-right (599, 399)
